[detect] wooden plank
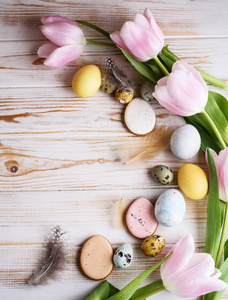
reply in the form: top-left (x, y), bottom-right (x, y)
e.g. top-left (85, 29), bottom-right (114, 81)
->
top-left (0, 0), bottom-right (228, 41)
top-left (0, 133), bottom-right (210, 191)
top-left (0, 38), bottom-right (228, 88)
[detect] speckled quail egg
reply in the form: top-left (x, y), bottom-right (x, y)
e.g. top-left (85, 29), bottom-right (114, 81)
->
top-left (140, 79), bottom-right (155, 101)
top-left (152, 165), bottom-right (173, 185)
top-left (115, 88), bottom-right (134, 104)
top-left (100, 77), bottom-right (117, 94)
top-left (113, 243), bottom-right (133, 269)
top-left (141, 235), bottom-right (166, 257)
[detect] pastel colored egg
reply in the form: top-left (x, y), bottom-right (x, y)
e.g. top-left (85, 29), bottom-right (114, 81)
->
top-left (141, 234), bottom-right (166, 257)
top-left (140, 79), bottom-right (155, 101)
top-left (152, 165), bottom-right (173, 185)
top-left (155, 189), bottom-right (186, 227)
top-left (124, 98), bottom-right (156, 136)
top-left (170, 124), bottom-right (201, 160)
top-left (113, 243), bottom-right (133, 269)
top-left (115, 88), bottom-right (134, 104)
top-left (126, 197), bottom-right (158, 239)
top-left (72, 65), bottom-right (101, 98)
top-left (178, 163), bottom-right (208, 200)
top-left (80, 235), bottom-right (113, 280)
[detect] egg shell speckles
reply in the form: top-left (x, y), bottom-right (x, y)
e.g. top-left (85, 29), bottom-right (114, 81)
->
top-left (141, 235), bottom-right (166, 257)
top-left (124, 98), bottom-right (156, 136)
top-left (155, 189), bottom-right (186, 227)
top-left (80, 235), bottom-right (113, 280)
top-left (126, 197), bottom-right (158, 239)
top-left (170, 124), bottom-right (201, 160)
top-left (113, 243), bottom-right (133, 269)
top-left (152, 165), bottom-right (173, 185)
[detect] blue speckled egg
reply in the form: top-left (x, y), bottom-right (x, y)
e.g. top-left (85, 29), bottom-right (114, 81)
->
top-left (113, 243), bottom-right (133, 269)
top-left (155, 189), bottom-right (186, 227)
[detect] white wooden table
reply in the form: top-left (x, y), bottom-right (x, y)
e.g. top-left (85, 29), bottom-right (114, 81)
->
top-left (0, 1), bottom-right (228, 299)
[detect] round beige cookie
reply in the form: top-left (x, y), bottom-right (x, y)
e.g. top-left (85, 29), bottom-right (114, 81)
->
top-left (124, 98), bottom-right (156, 135)
top-left (80, 235), bottom-right (113, 280)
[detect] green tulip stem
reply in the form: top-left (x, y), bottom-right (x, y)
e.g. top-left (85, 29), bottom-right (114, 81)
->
top-left (196, 69), bottom-right (228, 90)
top-left (201, 110), bottom-right (227, 149)
top-left (86, 40), bottom-right (116, 47)
top-left (153, 56), bottom-right (170, 76)
top-left (216, 202), bottom-right (228, 268)
top-left (132, 285), bottom-right (166, 300)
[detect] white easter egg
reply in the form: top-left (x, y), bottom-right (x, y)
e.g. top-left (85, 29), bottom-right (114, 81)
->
top-left (170, 124), bottom-right (201, 160)
top-left (155, 189), bottom-right (186, 227)
top-left (113, 243), bottom-right (133, 269)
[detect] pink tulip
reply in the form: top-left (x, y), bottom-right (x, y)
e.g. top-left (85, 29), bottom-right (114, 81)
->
top-left (110, 8), bottom-right (164, 62)
top-left (208, 148), bottom-right (228, 202)
top-left (161, 234), bottom-right (227, 298)
top-left (153, 60), bottom-right (208, 116)
top-left (37, 16), bottom-right (86, 67)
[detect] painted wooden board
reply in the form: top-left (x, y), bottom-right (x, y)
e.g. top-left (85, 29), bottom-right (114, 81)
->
top-left (0, 0), bottom-right (228, 299)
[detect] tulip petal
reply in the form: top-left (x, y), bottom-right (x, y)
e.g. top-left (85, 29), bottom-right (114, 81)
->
top-left (167, 69), bottom-right (207, 115)
top-left (132, 13), bottom-right (151, 30)
top-left (110, 31), bottom-right (132, 54)
top-left (170, 253), bottom-right (216, 284)
top-left (41, 22), bottom-right (85, 47)
top-left (120, 21), bottom-right (163, 61)
top-left (41, 15), bottom-right (76, 25)
top-left (37, 42), bottom-right (59, 58)
top-left (153, 85), bottom-right (192, 116)
top-left (161, 235), bottom-right (195, 283)
top-left (143, 8), bottom-right (164, 45)
top-left (172, 60), bottom-right (207, 93)
top-left (173, 277), bottom-right (227, 298)
top-left (216, 148), bottom-right (228, 202)
top-left (44, 44), bottom-right (84, 67)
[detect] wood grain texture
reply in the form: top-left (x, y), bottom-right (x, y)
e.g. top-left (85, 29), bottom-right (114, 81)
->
top-left (0, 0), bottom-right (228, 299)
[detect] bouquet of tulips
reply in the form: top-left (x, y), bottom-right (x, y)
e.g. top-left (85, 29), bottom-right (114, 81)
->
top-left (37, 9), bottom-right (228, 299)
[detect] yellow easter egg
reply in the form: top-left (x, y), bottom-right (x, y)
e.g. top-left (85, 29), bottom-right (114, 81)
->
top-left (72, 65), bottom-right (101, 97)
top-left (178, 164), bottom-right (208, 200)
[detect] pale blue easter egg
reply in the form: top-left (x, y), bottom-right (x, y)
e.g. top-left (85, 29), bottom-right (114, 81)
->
top-left (113, 243), bottom-right (133, 269)
top-left (155, 189), bottom-right (186, 227)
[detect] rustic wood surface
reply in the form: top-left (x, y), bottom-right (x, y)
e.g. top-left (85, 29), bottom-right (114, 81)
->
top-left (0, 0), bottom-right (228, 299)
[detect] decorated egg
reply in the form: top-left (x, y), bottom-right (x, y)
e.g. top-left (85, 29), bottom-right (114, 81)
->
top-left (140, 79), bottom-right (155, 101)
top-left (113, 243), bottom-right (133, 269)
top-left (178, 163), bottom-right (208, 200)
top-left (155, 189), bottom-right (186, 227)
top-left (152, 165), bottom-right (173, 185)
top-left (72, 65), bottom-right (101, 98)
top-left (141, 235), bottom-right (166, 257)
top-left (115, 88), bottom-right (134, 104)
top-left (170, 124), bottom-right (201, 160)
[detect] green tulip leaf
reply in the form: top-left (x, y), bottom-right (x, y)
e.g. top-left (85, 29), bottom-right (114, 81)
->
top-left (184, 118), bottom-right (223, 154)
top-left (158, 53), bottom-right (174, 72)
top-left (209, 91), bottom-right (228, 122)
top-left (85, 281), bottom-right (119, 300)
top-left (120, 49), bottom-right (158, 84)
top-left (205, 92), bottom-right (228, 146)
top-left (76, 20), bottom-right (111, 39)
top-left (204, 149), bottom-right (222, 261)
top-left (144, 59), bottom-right (164, 80)
top-left (107, 253), bottom-right (172, 300)
top-left (224, 239), bottom-right (228, 261)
